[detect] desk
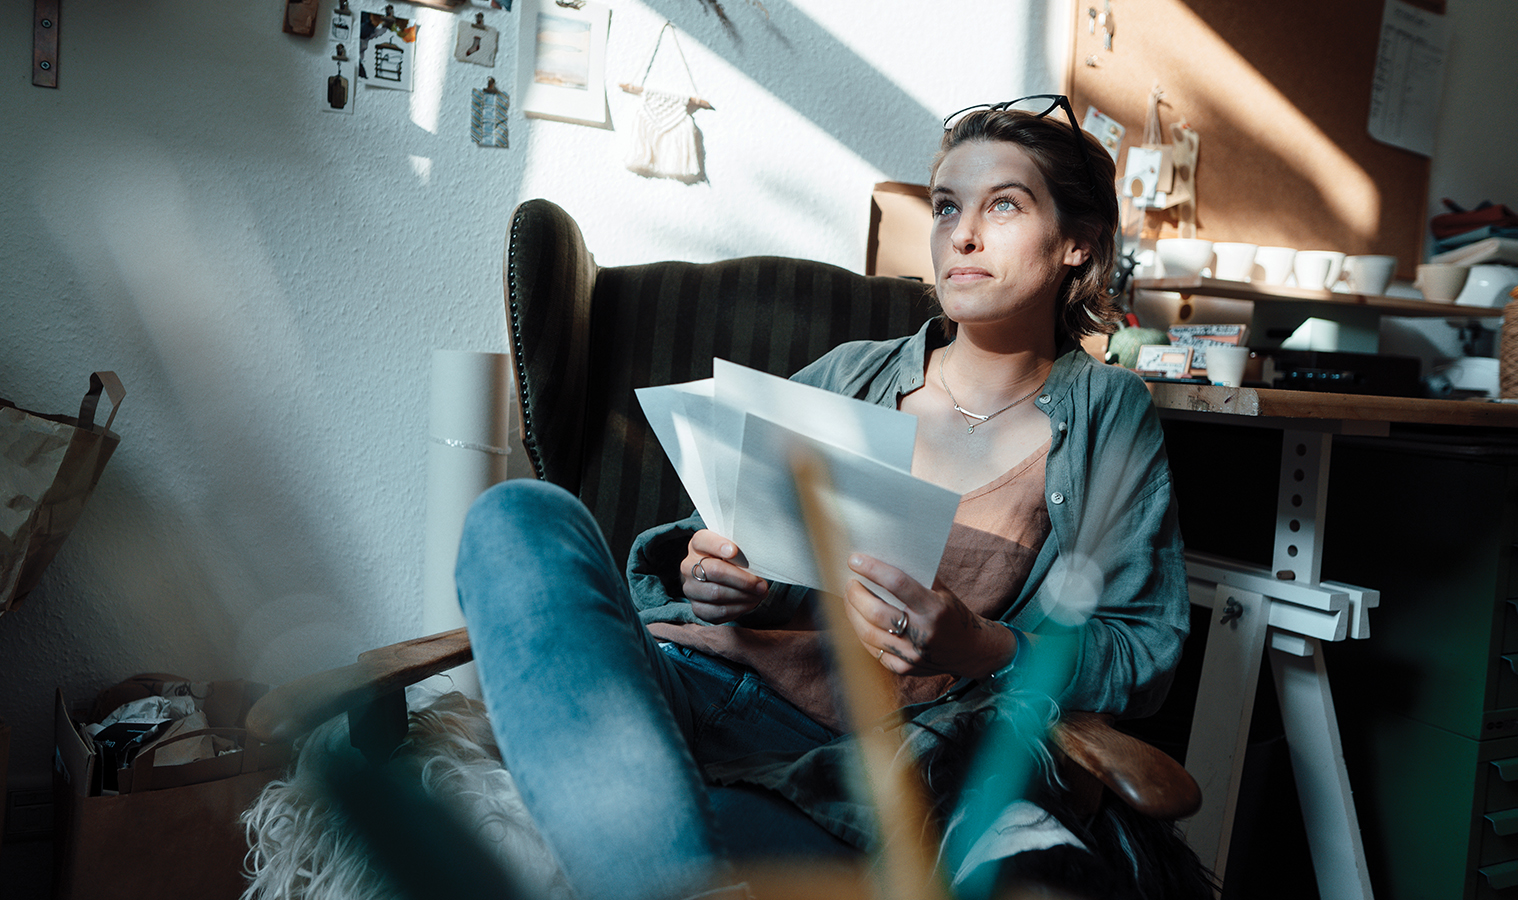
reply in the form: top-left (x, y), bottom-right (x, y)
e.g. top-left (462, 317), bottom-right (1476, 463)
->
top-left (1146, 384), bottom-right (1518, 899)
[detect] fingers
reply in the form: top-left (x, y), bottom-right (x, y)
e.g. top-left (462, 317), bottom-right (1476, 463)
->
top-left (847, 553), bottom-right (931, 613)
top-left (844, 579), bottom-right (920, 670)
top-left (683, 530), bottom-right (767, 623)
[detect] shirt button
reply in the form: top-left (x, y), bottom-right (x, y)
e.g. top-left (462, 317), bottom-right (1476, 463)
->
top-left (1050, 491), bottom-right (1065, 504)
top-left (1038, 394), bottom-right (1051, 404)
top-left (1057, 421), bottom-right (1067, 432)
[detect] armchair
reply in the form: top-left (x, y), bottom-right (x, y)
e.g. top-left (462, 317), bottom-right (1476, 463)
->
top-left (245, 198), bottom-right (1202, 894)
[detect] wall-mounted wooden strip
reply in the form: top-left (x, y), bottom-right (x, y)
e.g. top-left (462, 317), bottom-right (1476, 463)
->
top-left (33, 0), bottom-right (58, 88)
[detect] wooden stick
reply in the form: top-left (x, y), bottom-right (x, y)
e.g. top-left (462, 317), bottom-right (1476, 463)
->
top-left (789, 448), bottom-right (950, 900)
top-left (618, 82), bottom-right (714, 111)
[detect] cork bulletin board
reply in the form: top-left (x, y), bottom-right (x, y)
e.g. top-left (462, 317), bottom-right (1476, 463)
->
top-left (1069, 0), bottom-right (1447, 277)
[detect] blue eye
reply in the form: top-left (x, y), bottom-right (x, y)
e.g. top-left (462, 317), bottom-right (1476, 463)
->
top-left (934, 201), bottom-right (958, 217)
top-left (993, 198), bottom-right (1018, 212)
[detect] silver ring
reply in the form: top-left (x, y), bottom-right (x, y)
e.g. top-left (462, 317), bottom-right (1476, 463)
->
top-left (876, 647), bottom-right (885, 661)
top-left (887, 612), bottom-right (908, 636)
top-left (692, 560), bottom-right (708, 582)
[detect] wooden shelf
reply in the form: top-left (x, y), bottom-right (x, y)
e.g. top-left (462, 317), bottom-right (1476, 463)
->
top-left (1134, 277), bottom-right (1503, 319)
top-left (1148, 382), bottom-right (1518, 430)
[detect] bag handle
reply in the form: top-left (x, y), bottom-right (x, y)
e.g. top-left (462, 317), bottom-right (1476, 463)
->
top-left (128, 726), bottom-right (249, 792)
top-left (77, 371), bottom-right (126, 433)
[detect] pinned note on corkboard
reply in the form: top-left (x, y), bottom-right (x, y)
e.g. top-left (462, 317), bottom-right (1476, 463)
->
top-left (1069, 0), bottom-right (1448, 278)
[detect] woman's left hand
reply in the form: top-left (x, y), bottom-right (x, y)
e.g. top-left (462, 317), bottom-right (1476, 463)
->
top-left (844, 554), bottom-right (1017, 680)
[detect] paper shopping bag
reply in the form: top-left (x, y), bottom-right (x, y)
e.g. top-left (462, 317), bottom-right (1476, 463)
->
top-left (0, 371), bottom-right (124, 614)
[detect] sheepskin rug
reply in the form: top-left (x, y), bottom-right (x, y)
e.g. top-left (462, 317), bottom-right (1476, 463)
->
top-left (240, 689), bottom-right (573, 900)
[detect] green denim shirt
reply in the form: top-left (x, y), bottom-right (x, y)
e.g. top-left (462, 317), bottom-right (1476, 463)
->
top-left (626, 319), bottom-right (1189, 848)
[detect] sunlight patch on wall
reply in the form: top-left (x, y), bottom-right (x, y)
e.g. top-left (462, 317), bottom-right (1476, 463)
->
top-left (410, 155), bottom-right (434, 185)
top-left (408, 8), bottom-right (448, 134)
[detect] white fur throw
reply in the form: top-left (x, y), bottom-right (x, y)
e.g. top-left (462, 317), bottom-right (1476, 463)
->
top-left (240, 690), bottom-right (573, 900)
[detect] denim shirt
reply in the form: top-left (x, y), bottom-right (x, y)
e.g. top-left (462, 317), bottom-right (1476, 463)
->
top-left (626, 319), bottom-right (1189, 848)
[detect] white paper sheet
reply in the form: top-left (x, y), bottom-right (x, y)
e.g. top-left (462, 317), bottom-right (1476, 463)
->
top-left (1367, 0), bottom-right (1449, 157)
top-left (731, 412), bottom-right (961, 595)
top-left (712, 358), bottom-right (918, 472)
top-left (637, 360), bottom-right (960, 595)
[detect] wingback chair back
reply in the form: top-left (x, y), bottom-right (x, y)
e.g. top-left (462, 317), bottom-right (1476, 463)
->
top-left (504, 198), bottom-right (937, 565)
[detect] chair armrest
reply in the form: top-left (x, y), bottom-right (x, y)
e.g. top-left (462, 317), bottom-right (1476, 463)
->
top-left (245, 628), bottom-right (473, 745)
top-left (1050, 711), bottom-right (1202, 820)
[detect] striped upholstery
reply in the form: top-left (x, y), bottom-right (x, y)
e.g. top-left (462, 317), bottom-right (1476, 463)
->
top-left (505, 198), bottom-right (937, 565)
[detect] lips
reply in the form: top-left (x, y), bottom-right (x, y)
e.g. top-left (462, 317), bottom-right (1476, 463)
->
top-left (943, 266), bottom-right (992, 282)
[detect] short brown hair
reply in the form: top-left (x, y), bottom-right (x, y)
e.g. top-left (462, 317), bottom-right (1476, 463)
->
top-left (930, 107), bottom-right (1120, 343)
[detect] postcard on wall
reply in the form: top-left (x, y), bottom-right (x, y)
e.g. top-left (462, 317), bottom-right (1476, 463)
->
top-left (1367, 0), bottom-right (1448, 157)
top-left (515, 0), bottom-right (610, 127)
top-left (322, 41), bottom-right (357, 115)
top-left (359, 6), bottom-right (419, 92)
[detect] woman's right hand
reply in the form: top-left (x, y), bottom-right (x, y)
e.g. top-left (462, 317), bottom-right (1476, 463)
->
top-left (681, 530), bottom-right (769, 623)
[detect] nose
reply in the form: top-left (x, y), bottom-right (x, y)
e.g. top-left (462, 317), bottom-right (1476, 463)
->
top-left (950, 210), bottom-right (979, 254)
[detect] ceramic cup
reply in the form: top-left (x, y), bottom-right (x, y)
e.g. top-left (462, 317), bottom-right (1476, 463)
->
top-left (1253, 246), bottom-right (1297, 285)
top-left (1342, 255), bottom-right (1397, 296)
top-left (1205, 345), bottom-right (1250, 387)
top-left (1156, 238), bottom-right (1215, 278)
top-left (1454, 264), bottom-right (1518, 308)
top-left (1211, 242), bottom-right (1259, 282)
top-left (1293, 250), bottom-right (1347, 290)
top-left (1415, 263), bottom-right (1470, 302)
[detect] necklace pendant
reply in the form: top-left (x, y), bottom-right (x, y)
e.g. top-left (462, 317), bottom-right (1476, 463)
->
top-left (966, 424), bottom-right (976, 434)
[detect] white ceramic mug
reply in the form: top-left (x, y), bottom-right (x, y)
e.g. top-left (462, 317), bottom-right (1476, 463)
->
top-left (1253, 246), bottom-right (1297, 285)
top-left (1342, 255), bottom-right (1397, 295)
top-left (1156, 238), bottom-right (1215, 278)
top-left (1212, 242), bottom-right (1258, 282)
top-left (1205, 345), bottom-right (1250, 387)
top-left (1415, 264), bottom-right (1470, 302)
top-left (1294, 250), bottom-right (1347, 290)
top-left (1454, 264), bottom-right (1518, 307)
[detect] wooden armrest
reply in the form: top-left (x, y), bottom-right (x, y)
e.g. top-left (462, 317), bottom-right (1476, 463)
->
top-left (1050, 711), bottom-right (1202, 820)
top-left (246, 628), bottom-right (473, 745)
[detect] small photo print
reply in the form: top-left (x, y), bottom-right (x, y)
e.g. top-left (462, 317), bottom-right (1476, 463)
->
top-left (360, 8), bottom-right (418, 92)
top-left (533, 14), bottom-right (590, 90)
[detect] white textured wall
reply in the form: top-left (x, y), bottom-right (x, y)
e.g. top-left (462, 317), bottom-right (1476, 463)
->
top-left (2, 0), bottom-right (1514, 815)
top-left (0, 0), bottom-right (1069, 793)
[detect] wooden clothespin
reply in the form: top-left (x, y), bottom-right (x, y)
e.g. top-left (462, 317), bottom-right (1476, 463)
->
top-left (482, 77), bottom-right (503, 94)
top-left (472, 13), bottom-right (488, 29)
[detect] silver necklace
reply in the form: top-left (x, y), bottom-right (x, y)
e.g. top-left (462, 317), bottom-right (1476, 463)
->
top-left (937, 342), bottom-right (1046, 434)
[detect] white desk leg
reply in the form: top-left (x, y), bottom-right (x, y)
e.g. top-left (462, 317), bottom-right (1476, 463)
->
top-left (1270, 637), bottom-right (1373, 900)
top-left (1180, 585), bottom-right (1270, 882)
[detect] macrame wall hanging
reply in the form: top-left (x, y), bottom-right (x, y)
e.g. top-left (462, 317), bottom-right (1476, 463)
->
top-left (620, 23), bottom-right (713, 183)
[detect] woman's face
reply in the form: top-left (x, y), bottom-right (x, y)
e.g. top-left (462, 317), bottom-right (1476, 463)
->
top-left (929, 139), bottom-right (1088, 336)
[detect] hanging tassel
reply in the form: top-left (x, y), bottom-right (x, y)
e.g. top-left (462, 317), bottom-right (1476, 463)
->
top-left (625, 90), bottom-right (700, 180)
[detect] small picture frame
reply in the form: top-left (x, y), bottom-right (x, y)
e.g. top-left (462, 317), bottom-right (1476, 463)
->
top-left (515, 0), bottom-right (610, 127)
top-left (1134, 344), bottom-right (1193, 378)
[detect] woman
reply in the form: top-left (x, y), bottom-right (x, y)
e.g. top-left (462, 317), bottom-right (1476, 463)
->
top-left (457, 100), bottom-right (1190, 900)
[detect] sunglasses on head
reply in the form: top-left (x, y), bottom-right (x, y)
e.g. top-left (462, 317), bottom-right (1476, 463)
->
top-left (942, 94), bottom-right (1097, 188)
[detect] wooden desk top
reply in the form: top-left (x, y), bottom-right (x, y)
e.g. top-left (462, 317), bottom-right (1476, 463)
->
top-left (1148, 383), bottom-right (1518, 430)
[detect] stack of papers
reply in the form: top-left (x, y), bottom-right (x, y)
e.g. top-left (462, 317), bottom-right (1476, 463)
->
top-left (635, 360), bottom-right (962, 597)
top-left (1430, 237), bottom-right (1518, 267)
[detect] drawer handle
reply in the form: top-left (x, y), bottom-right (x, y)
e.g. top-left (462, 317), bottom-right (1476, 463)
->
top-left (1489, 809), bottom-right (1518, 836)
top-left (1495, 759), bottom-right (1518, 783)
top-left (1483, 860), bottom-right (1518, 890)
top-left (1505, 655), bottom-right (1518, 676)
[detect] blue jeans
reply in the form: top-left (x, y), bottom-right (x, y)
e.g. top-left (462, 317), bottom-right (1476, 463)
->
top-left (456, 480), bottom-right (853, 900)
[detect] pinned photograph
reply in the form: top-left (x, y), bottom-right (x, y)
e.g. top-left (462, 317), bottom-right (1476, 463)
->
top-left (515, 0), bottom-right (609, 127)
top-left (455, 15), bottom-right (500, 67)
top-left (359, 6), bottom-right (418, 92)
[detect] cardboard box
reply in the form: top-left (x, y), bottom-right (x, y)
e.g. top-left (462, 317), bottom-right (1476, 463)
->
top-left (53, 680), bottom-right (290, 900)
